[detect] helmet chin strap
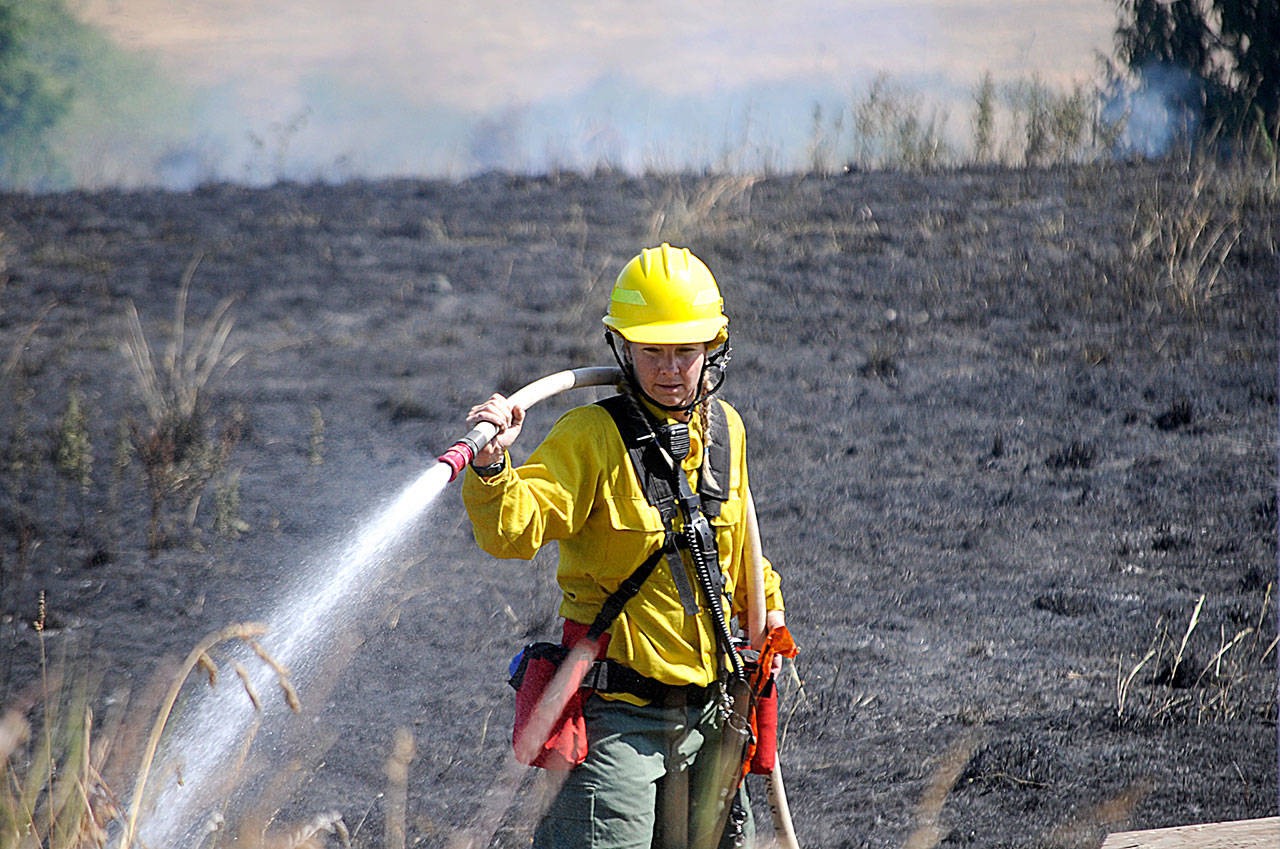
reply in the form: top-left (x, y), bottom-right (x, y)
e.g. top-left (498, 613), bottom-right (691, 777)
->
top-left (605, 332), bottom-right (731, 415)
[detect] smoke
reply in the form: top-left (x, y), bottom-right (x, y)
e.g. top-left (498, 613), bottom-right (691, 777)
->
top-left (148, 74), bottom-right (480, 189)
top-left (1102, 62), bottom-right (1202, 158)
top-left (70, 69), bottom-right (855, 188)
top-left (25, 1), bottom-right (1115, 189)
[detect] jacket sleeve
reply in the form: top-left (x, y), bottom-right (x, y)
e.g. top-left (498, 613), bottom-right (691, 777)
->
top-left (461, 407), bottom-right (603, 560)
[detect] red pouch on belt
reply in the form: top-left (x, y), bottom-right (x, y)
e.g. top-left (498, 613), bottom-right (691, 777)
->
top-left (748, 675), bottom-right (778, 773)
top-left (743, 626), bottom-right (797, 777)
top-left (509, 621), bottom-right (605, 771)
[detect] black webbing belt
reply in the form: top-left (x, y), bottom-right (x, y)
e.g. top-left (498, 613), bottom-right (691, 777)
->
top-left (578, 539), bottom-right (716, 704)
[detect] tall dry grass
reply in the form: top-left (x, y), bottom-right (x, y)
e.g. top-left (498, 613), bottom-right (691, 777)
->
top-left (0, 620), bottom-right (371, 849)
top-left (1115, 586), bottom-right (1276, 724)
top-left (121, 252), bottom-right (246, 556)
top-left (1125, 166), bottom-right (1245, 320)
top-left (643, 174), bottom-right (759, 246)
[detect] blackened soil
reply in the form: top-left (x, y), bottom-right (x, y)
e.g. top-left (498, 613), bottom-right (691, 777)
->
top-left (1, 163), bottom-right (1276, 847)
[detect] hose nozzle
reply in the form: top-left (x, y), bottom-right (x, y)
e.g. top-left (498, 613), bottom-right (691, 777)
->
top-left (437, 431), bottom-right (489, 482)
top-left (437, 442), bottom-right (474, 482)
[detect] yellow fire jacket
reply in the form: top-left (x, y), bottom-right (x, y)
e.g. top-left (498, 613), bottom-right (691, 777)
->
top-left (462, 398), bottom-right (783, 691)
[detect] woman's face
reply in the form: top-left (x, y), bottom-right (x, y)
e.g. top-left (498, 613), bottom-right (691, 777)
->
top-left (628, 340), bottom-right (707, 410)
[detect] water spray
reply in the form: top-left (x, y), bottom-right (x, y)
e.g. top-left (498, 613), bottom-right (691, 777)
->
top-left (132, 363), bottom-right (799, 848)
top-left (135, 368), bottom-right (621, 846)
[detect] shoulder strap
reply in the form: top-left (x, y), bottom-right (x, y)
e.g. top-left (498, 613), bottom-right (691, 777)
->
top-left (597, 394), bottom-right (678, 520)
top-left (596, 395), bottom-right (732, 517)
top-left (699, 400), bottom-right (731, 516)
top-left (596, 394), bottom-right (699, 615)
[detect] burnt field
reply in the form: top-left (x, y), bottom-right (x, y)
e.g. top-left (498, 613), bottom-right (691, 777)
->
top-left (0, 162), bottom-right (1277, 847)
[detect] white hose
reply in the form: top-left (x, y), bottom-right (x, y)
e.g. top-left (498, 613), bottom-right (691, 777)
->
top-left (743, 490), bottom-right (801, 849)
top-left (438, 366), bottom-right (622, 479)
top-left (473, 366), bottom-right (622, 447)
top-left (767, 759), bottom-right (801, 849)
top-left (743, 488), bottom-right (767, 649)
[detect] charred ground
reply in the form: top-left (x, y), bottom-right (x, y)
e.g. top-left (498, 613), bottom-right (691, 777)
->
top-left (1, 163), bottom-right (1277, 847)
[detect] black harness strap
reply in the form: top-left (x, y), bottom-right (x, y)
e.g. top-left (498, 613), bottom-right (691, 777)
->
top-left (598, 394), bottom-right (701, 614)
top-left (596, 394), bottom-right (731, 518)
top-left (541, 395), bottom-right (742, 703)
top-left (585, 542), bottom-right (667, 642)
top-left (699, 417), bottom-right (731, 517)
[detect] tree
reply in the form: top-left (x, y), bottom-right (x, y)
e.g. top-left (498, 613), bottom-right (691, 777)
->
top-left (1114, 0), bottom-right (1280, 143)
top-left (0, 2), bottom-right (72, 182)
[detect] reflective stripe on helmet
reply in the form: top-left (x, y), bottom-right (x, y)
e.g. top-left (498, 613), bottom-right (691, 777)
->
top-left (603, 243), bottom-right (728, 345)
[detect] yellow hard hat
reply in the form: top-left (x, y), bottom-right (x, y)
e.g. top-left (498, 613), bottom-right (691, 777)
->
top-left (602, 244), bottom-right (728, 346)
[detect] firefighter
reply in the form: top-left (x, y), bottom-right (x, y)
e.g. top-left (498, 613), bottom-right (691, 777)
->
top-left (462, 243), bottom-right (785, 849)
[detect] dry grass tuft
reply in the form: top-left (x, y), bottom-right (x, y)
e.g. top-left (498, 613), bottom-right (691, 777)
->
top-left (123, 253), bottom-right (243, 433)
top-left (117, 621), bottom-right (309, 849)
top-left (852, 74), bottom-right (951, 172)
top-left (2, 620), bottom-right (330, 847)
top-left (254, 810), bottom-right (350, 849)
top-left (1115, 585), bottom-right (1275, 724)
top-left (121, 252), bottom-right (246, 556)
top-left (0, 673), bottom-right (118, 849)
top-left (248, 639), bottom-right (301, 713)
top-left (1126, 166), bottom-right (1244, 320)
top-left (643, 174), bottom-right (758, 246)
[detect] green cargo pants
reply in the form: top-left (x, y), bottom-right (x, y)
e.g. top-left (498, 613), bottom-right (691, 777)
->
top-left (533, 689), bottom-right (753, 849)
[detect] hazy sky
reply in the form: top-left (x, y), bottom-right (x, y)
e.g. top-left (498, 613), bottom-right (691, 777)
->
top-left (76, 1), bottom-right (1117, 183)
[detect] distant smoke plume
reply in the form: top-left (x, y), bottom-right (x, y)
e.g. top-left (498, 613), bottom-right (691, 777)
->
top-left (82, 71), bottom-right (853, 188)
top-left (22, 3), bottom-right (1116, 189)
top-left (1102, 63), bottom-right (1202, 158)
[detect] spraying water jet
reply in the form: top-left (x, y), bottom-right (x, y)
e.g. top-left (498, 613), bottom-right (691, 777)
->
top-left (128, 365), bottom-right (622, 846)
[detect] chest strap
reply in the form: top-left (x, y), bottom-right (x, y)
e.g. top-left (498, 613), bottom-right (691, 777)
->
top-left (584, 542), bottom-right (666, 641)
top-left (596, 394), bottom-right (732, 618)
top-left (596, 394), bottom-right (730, 516)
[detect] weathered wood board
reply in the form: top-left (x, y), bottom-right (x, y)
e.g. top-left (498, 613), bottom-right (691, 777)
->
top-left (1101, 817), bottom-right (1279, 849)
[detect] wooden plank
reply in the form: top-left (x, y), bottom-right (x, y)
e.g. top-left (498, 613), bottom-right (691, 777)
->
top-left (1100, 817), bottom-right (1280, 849)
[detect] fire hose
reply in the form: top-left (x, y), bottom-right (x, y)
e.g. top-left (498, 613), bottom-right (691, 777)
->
top-left (436, 366), bottom-right (800, 848)
top-left (437, 365), bottom-right (624, 481)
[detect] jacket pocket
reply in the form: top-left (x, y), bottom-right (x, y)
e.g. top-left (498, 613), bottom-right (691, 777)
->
top-left (580, 495), bottom-right (666, 588)
top-left (601, 494), bottom-right (665, 534)
top-left (706, 493), bottom-right (742, 530)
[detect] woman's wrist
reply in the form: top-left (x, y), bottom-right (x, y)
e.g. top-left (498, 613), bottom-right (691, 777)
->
top-left (471, 454), bottom-right (506, 478)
